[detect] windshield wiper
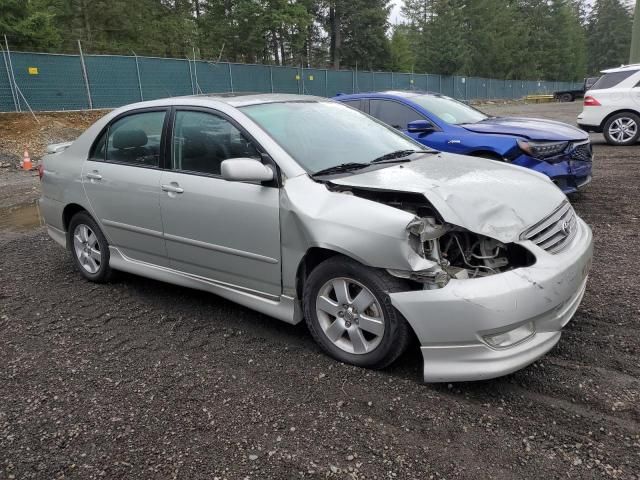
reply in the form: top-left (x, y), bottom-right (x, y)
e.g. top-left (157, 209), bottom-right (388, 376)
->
top-left (312, 162), bottom-right (370, 177)
top-left (370, 149), bottom-right (425, 164)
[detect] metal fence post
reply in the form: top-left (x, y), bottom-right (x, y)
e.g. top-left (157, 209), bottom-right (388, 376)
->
top-left (132, 51), bottom-right (143, 101)
top-left (77, 40), bottom-right (93, 109)
top-left (2, 38), bottom-right (18, 112)
top-left (439, 75), bottom-right (442, 94)
top-left (187, 58), bottom-right (195, 95)
top-left (324, 69), bottom-right (328, 97)
top-left (228, 63), bottom-right (234, 93)
top-left (270, 66), bottom-right (274, 93)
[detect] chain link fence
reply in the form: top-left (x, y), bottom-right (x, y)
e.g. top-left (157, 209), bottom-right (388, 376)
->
top-left (0, 50), bottom-right (582, 112)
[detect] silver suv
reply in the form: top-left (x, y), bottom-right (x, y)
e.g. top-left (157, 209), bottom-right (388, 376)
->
top-left (40, 94), bottom-right (593, 382)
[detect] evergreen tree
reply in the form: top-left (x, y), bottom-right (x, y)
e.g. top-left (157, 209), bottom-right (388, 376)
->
top-left (588, 0), bottom-right (633, 72)
top-left (389, 25), bottom-right (414, 72)
top-left (631, 0), bottom-right (640, 63)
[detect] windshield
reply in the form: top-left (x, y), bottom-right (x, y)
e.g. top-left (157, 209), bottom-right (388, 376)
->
top-left (240, 101), bottom-right (424, 174)
top-left (409, 95), bottom-right (488, 125)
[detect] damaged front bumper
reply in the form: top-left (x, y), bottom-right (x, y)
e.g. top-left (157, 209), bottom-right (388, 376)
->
top-left (389, 217), bottom-right (593, 382)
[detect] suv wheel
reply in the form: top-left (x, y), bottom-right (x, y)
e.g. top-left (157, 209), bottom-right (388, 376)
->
top-left (603, 112), bottom-right (640, 146)
top-left (303, 256), bottom-right (412, 369)
top-left (68, 211), bottom-right (113, 283)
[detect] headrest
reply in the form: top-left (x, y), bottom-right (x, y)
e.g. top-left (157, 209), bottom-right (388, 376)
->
top-left (112, 129), bottom-right (148, 149)
top-left (181, 127), bottom-right (208, 158)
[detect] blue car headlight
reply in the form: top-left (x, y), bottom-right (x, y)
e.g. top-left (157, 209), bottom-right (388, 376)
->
top-left (517, 140), bottom-right (569, 159)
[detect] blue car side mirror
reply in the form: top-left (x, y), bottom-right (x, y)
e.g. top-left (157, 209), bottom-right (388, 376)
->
top-left (407, 120), bottom-right (435, 133)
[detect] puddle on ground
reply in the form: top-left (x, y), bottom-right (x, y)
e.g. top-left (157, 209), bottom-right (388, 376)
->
top-left (0, 202), bottom-right (43, 232)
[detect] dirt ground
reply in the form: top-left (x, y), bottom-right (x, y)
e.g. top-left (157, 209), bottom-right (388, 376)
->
top-left (0, 102), bottom-right (639, 479)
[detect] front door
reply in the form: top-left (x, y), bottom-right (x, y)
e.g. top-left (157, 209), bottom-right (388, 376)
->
top-left (159, 108), bottom-right (281, 296)
top-left (82, 109), bottom-right (169, 266)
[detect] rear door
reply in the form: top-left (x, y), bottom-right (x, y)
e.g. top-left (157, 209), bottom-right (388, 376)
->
top-left (82, 108), bottom-right (169, 266)
top-left (159, 108), bottom-right (282, 296)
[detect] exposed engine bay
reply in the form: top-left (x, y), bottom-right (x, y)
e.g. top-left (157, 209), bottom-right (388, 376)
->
top-left (330, 185), bottom-right (535, 287)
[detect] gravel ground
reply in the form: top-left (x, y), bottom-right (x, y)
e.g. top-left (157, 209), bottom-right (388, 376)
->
top-left (1, 102), bottom-right (639, 479)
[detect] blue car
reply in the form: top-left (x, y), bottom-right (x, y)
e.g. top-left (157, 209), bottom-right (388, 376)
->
top-left (333, 91), bottom-right (592, 194)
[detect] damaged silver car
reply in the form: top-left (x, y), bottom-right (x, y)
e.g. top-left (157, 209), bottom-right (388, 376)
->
top-left (39, 94), bottom-right (593, 382)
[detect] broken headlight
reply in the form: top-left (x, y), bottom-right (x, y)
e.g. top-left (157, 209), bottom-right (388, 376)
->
top-left (517, 139), bottom-right (569, 159)
top-left (392, 217), bottom-right (536, 288)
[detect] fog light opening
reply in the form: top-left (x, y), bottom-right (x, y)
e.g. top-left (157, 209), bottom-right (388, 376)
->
top-left (483, 322), bottom-right (535, 349)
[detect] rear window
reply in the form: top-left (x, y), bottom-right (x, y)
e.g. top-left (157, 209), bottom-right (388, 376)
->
top-left (591, 70), bottom-right (638, 90)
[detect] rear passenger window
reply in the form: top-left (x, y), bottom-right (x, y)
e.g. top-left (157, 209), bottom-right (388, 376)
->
top-left (89, 130), bottom-right (107, 161)
top-left (369, 100), bottom-right (424, 129)
top-left (591, 71), bottom-right (638, 90)
top-left (172, 110), bottom-right (260, 176)
top-left (342, 100), bottom-right (364, 112)
top-left (106, 111), bottom-right (166, 167)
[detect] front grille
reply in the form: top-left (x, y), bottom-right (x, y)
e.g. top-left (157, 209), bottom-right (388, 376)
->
top-left (569, 141), bottom-right (592, 162)
top-left (521, 201), bottom-right (577, 254)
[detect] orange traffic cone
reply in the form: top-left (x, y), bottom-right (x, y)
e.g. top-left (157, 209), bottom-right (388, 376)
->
top-left (22, 147), bottom-right (32, 171)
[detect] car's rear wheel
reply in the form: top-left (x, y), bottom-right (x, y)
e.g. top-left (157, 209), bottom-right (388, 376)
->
top-left (68, 211), bottom-right (113, 283)
top-left (303, 256), bottom-right (412, 369)
top-left (558, 93), bottom-right (574, 102)
top-left (603, 112), bottom-right (640, 146)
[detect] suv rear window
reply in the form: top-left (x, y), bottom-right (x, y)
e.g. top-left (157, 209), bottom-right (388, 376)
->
top-left (591, 70), bottom-right (638, 89)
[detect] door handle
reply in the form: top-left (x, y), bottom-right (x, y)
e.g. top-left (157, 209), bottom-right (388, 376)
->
top-left (161, 184), bottom-right (184, 194)
top-left (86, 171), bottom-right (102, 180)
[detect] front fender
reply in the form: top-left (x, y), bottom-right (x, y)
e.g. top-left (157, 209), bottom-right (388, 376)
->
top-left (280, 176), bottom-right (437, 294)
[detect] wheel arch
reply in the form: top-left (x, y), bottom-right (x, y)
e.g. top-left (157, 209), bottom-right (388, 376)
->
top-left (294, 247), bottom-right (378, 301)
top-left (62, 203), bottom-right (90, 232)
top-left (600, 109), bottom-right (640, 130)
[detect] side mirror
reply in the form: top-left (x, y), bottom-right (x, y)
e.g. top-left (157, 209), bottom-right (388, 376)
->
top-left (407, 120), bottom-right (435, 133)
top-left (221, 158), bottom-right (274, 183)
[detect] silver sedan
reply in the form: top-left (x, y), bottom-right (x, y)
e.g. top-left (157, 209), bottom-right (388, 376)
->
top-left (39, 94), bottom-right (593, 382)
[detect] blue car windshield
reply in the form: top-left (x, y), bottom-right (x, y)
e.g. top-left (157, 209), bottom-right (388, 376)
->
top-left (241, 101), bottom-right (424, 174)
top-left (410, 95), bottom-right (488, 125)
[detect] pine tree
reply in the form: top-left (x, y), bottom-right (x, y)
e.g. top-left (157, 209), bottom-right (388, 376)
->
top-left (389, 25), bottom-right (414, 72)
top-left (588, 0), bottom-right (633, 72)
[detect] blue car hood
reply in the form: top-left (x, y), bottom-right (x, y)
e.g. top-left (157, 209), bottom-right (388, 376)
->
top-left (462, 117), bottom-right (588, 141)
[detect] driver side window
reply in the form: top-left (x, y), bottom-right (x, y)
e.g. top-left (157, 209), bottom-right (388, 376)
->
top-left (369, 100), bottom-right (425, 129)
top-left (172, 110), bottom-right (260, 175)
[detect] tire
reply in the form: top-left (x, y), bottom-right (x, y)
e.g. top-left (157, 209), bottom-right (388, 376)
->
top-left (603, 112), bottom-right (640, 146)
top-left (68, 211), bottom-right (113, 283)
top-left (558, 93), bottom-right (574, 102)
top-left (303, 256), bottom-right (412, 369)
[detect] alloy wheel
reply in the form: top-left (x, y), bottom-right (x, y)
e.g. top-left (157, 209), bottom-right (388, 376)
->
top-left (315, 277), bottom-right (385, 354)
top-left (609, 117), bottom-right (638, 143)
top-left (73, 224), bottom-right (101, 274)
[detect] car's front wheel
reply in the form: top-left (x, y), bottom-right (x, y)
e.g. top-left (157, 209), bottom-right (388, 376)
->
top-left (303, 256), bottom-right (412, 369)
top-left (603, 112), bottom-right (640, 146)
top-left (68, 211), bottom-right (113, 283)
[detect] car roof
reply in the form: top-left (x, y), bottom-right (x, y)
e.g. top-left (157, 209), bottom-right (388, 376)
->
top-left (335, 90), bottom-right (443, 100)
top-left (601, 64), bottom-right (640, 73)
top-left (111, 93), bottom-right (329, 113)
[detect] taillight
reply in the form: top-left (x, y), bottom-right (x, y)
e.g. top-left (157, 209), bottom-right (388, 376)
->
top-left (37, 163), bottom-right (44, 180)
top-left (584, 96), bottom-right (601, 106)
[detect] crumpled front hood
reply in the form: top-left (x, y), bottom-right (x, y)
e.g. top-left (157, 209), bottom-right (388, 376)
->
top-left (330, 153), bottom-right (567, 243)
top-left (463, 116), bottom-right (588, 141)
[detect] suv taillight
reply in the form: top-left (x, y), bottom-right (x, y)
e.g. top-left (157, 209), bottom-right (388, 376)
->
top-left (37, 163), bottom-right (44, 180)
top-left (584, 96), bottom-right (601, 106)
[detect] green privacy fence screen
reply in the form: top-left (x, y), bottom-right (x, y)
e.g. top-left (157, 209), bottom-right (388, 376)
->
top-left (0, 51), bottom-right (582, 112)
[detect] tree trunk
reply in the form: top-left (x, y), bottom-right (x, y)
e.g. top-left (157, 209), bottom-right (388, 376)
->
top-left (271, 30), bottom-right (281, 65)
top-left (79, 0), bottom-right (92, 42)
top-left (330, 2), bottom-right (341, 69)
top-left (631, 0), bottom-right (640, 63)
top-left (279, 30), bottom-right (286, 66)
